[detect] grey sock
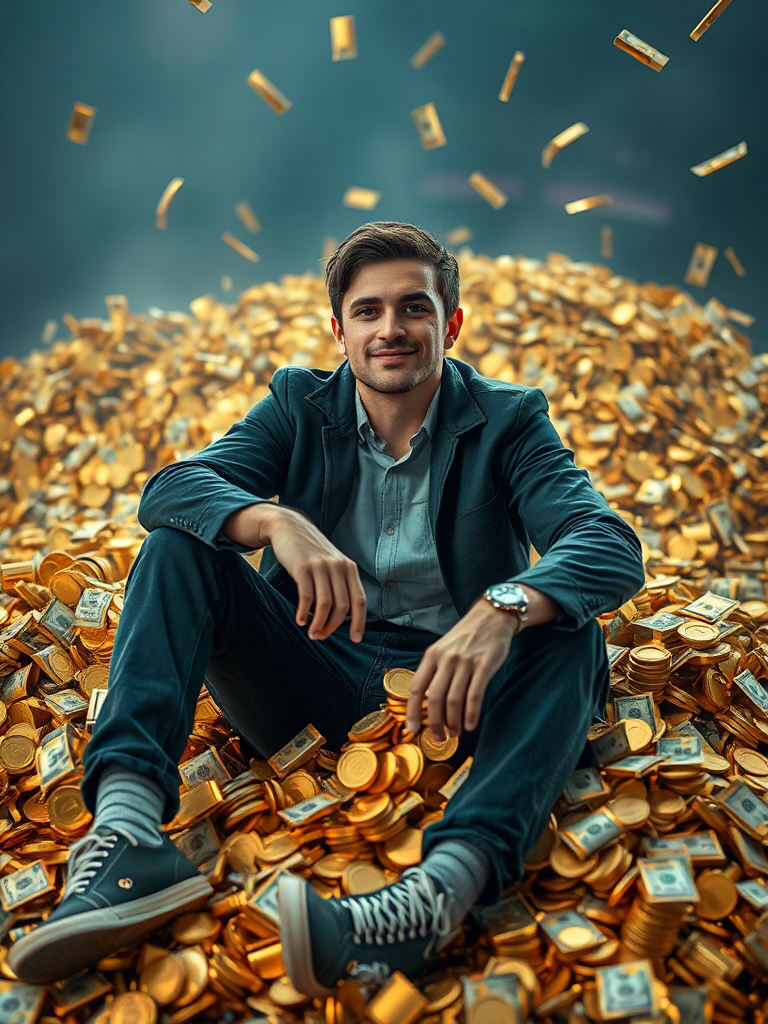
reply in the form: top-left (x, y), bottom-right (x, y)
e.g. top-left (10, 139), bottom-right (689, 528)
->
top-left (421, 839), bottom-right (491, 931)
top-left (92, 765), bottom-right (165, 847)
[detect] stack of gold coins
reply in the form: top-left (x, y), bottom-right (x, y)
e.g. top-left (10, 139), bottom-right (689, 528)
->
top-left (626, 644), bottom-right (673, 696)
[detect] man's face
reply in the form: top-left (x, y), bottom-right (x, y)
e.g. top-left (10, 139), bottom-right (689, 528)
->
top-left (331, 260), bottom-right (463, 395)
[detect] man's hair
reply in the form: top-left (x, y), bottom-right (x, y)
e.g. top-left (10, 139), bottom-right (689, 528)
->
top-left (325, 221), bottom-right (460, 323)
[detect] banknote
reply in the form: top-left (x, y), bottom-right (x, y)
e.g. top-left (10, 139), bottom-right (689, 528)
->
top-left (173, 819), bottom-right (221, 868)
top-left (668, 987), bottom-right (710, 1024)
top-left (605, 754), bottom-right (666, 777)
top-left (641, 830), bottom-right (724, 865)
top-left (538, 909), bottom-right (606, 953)
top-left (43, 689), bottom-right (89, 718)
top-left (0, 981), bottom-right (47, 1024)
top-left (0, 861), bottom-right (55, 912)
top-left (560, 810), bottom-right (624, 859)
top-left (735, 879), bottom-right (768, 910)
top-left (588, 723), bottom-right (631, 765)
top-left (480, 894), bottom-right (537, 939)
top-left (267, 725), bottom-right (325, 777)
top-left (638, 856), bottom-right (698, 903)
top-left (38, 598), bottom-right (77, 646)
top-left (562, 767), bottom-right (610, 806)
top-left (596, 960), bottom-right (655, 1020)
top-left (462, 974), bottom-right (522, 1024)
top-left (0, 665), bottom-right (33, 704)
top-left (277, 792), bottom-right (340, 827)
top-left (247, 872), bottom-right (282, 929)
top-left (32, 644), bottom-right (75, 684)
top-left (668, 720), bottom-right (715, 754)
top-left (732, 668), bottom-right (768, 716)
top-left (729, 827), bottom-right (768, 875)
top-left (50, 971), bottom-right (111, 1012)
top-left (605, 643), bottom-right (629, 668)
top-left (657, 736), bottom-right (703, 765)
top-left (682, 591), bottom-right (739, 623)
top-left (614, 694), bottom-right (655, 731)
top-left (179, 748), bottom-right (231, 790)
top-left (37, 728), bottom-right (76, 794)
top-left (631, 611), bottom-right (686, 637)
top-left (86, 688), bottom-right (108, 727)
top-left (438, 757), bottom-right (473, 801)
top-left (717, 781), bottom-right (768, 837)
top-left (74, 588), bottom-right (113, 629)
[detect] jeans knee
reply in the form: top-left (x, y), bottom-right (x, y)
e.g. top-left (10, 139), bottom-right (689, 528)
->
top-left (141, 526), bottom-right (214, 560)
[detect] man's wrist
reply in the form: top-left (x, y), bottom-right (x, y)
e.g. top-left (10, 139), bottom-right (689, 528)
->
top-left (473, 596), bottom-right (522, 635)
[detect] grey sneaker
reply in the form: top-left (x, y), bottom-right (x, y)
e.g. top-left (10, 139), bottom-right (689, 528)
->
top-left (277, 867), bottom-right (454, 997)
top-left (8, 826), bottom-right (213, 984)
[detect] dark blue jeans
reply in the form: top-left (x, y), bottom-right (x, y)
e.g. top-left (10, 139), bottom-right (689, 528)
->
top-left (82, 527), bottom-right (609, 904)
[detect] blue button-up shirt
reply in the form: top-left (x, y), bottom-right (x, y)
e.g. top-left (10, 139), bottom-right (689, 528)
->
top-left (329, 384), bottom-right (460, 636)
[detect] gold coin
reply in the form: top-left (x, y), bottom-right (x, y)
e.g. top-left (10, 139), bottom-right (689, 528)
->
top-left (281, 769), bottom-right (319, 803)
top-left (687, 642), bottom-right (732, 666)
top-left (342, 860), bottom-right (386, 895)
top-left (367, 750), bottom-right (399, 793)
top-left (607, 795), bottom-right (651, 828)
top-left (109, 991), bottom-right (158, 1024)
top-left (383, 668), bottom-right (414, 700)
top-left (48, 570), bottom-right (84, 606)
top-left (336, 746), bottom-right (379, 790)
top-left (696, 870), bottom-right (738, 920)
top-left (269, 975), bottom-right (310, 1008)
top-left (677, 621), bottom-right (720, 648)
top-left (382, 827), bottom-right (422, 868)
top-left (347, 710), bottom-right (393, 741)
top-left (550, 842), bottom-right (599, 879)
top-left (171, 911), bottom-right (221, 945)
top-left (0, 735), bottom-right (36, 773)
top-left (48, 785), bottom-right (91, 834)
top-left (346, 792), bottom-right (392, 825)
top-left (557, 925), bottom-right (599, 950)
top-left (77, 663), bottom-right (110, 697)
top-left (631, 645), bottom-right (671, 665)
top-left (625, 720), bottom-right (654, 751)
top-left (173, 947), bottom-right (209, 1006)
top-left (418, 729), bottom-right (459, 761)
top-left (701, 752), bottom-right (730, 774)
top-left (389, 743), bottom-right (425, 789)
top-left (313, 853), bottom-right (352, 880)
top-left (422, 976), bottom-right (462, 1012)
top-left (732, 746), bottom-right (768, 776)
top-left (139, 953), bottom-right (187, 1005)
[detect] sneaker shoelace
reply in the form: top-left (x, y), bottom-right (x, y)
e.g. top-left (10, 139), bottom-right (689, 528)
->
top-left (340, 867), bottom-right (451, 955)
top-left (64, 827), bottom-right (138, 898)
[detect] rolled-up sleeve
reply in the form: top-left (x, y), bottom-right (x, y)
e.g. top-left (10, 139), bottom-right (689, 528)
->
top-left (501, 388), bottom-right (645, 631)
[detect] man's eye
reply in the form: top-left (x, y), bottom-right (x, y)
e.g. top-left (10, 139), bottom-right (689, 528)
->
top-left (406, 304), bottom-right (428, 314)
top-left (357, 307), bottom-right (376, 316)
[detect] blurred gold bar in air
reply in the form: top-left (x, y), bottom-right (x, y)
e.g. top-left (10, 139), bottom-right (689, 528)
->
top-left (690, 141), bottom-right (747, 176)
top-left (498, 51), bottom-right (525, 101)
top-left (234, 202), bottom-right (260, 234)
top-left (565, 195), bottom-right (612, 215)
top-left (410, 32), bottom-right (446, 69)
top-left (684, 242), bottom-right (718, 288)
top-left (66, 102), bottom-right (97, 145)
top-left (724, 247), bottom-right (746, 277)
top-left (541, 122), bottom-right (589, 169)
top-left (601, 226), bottom-right (613, 259)
top-left (322, 237), bottom-right (338, 261)
top-left (188, 0), bottom-right (212, 11)
top-left (446, 226), bottom-right (472, 246)
top-left (342, 187), bottom-right (380, 210)
top-left (330, 16), bottom-right (357, 61)
top-left (691, 0), bottom-right (733, 40)
top-left (411, 103), bottom-right (446, 150)
top-left (155, 178), bottom-right (184, 230)
top-left (469, 172), bottom-right (508, 210)
top-left (247, 70), bottom-right (292, 114)
top-left (222, 231), bottom-right (260, 263)
top-left (613, 30), bottom-right (669, 71)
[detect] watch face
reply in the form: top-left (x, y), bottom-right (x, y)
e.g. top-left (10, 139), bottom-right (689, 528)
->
top-left (490, 584), bottom-right (524, 607)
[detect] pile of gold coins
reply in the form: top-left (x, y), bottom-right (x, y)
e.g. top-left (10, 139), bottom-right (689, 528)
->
top-left (0, 254), bottom-right (767, 1022)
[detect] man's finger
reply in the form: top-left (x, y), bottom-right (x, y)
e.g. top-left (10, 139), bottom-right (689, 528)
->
top-left (425, 661), bottom-right (456, 741)
top-left (444, 662), bottom-right (474, 737)
top-left (347, 563), bottom-right (367, 642)
top-left (405, 653), bottom-right (436, 733)
top-left (295, 570), bottom-right (315, 628)
top-left (464, 663), bottom-right (493, 731)
top-left (313, 564), bottom-right (351, 639)
top-left (308, 569), bottom-right (333, 637)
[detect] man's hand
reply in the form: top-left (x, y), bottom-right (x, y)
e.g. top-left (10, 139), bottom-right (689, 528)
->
top-left (405, 600), bottom-right (519, 739)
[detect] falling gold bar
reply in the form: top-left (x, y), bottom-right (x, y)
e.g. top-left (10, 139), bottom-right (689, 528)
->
top-left (469, 172), bottom-right (508, 210)
top-left (410, 31), bottom-right (446, 69)
top-left (322, 236), bottom-right (338, 261)
top-left (690, 141), bottom-right (747, 176)
top-left (691, 0), bottom-right (733, 40)
top-left (613, 30), bottom-right (669, 72)
top-left (330, 16), bottom-right (357, 61)
top-left (66, 102), bottom-right (97, 145)
top-left (155, 178), bottom-right (184, 230)
top-left (446, 226), bottom-right (472, 246)
top-left (724, 247), bottom-right (746, 277)
top-left (342, 187), bottom-right (380, 210)
top-left (411, 103), bottom-right (446, 150)
top-left (234, 202), bottom-right (260, 233)
top-left (565, 195), bottom-right (613, 215)
top-left (42, 320), bottom-right (57, 344)
top-left (541, 122), bottom-right (589, 169)
top-left (221, 275), bottom-right (233, 292)
top-left (601, 225), bottom-right (613, 259)
top-left (222, 231), bottom-right (259, 262)
top-left (188, 0), bottom-right (212, 11)
top-left (498, 51), bottom-right (525, 102)
top-left (684, 242), bottom-right (718, 288)
top-left (728, 307), bottom-right (754, 326)
top-left (105, 295), bottom-right (128, 341)
top-left (247, 70), bottom-right (292, 115)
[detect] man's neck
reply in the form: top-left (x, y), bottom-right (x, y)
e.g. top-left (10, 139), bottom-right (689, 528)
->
top-left (356, 370), bottom-right (441, 454)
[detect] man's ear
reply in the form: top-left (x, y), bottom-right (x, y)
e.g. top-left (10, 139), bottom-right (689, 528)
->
top-left (445, 307), bottom-right (464, 351)
top-left (331, 316), bottom-right (346, 354)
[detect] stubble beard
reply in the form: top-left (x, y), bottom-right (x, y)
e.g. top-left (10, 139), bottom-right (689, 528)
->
top-left (345, 347), bottom-right (442, 395)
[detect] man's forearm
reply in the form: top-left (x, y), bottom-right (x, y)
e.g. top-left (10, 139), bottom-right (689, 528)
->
top-left (471, 584), bottom-right (561, 633)
top-left (222, 502), bottom-right (288, 550)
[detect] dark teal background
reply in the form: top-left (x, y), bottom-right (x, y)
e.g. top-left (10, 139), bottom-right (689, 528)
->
top-left (0, 0), bottom-right (764, 356)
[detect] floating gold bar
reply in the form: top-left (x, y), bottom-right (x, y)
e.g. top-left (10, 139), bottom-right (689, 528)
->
top-left (247, 70), bottom-right (292, 115)
top-left (684, 242), bottom-right (718, 288)
top-left (330, 16), bottom-right (357, 61)
top-left (66, 102), bottom-right (96, 145)
top-left (321, 236), bottom-right (338, 261)
top-left (411, 102), bottom-right (446, 150)
top-left (220, 275), bottom-right (233, 292)
top-left (188, 0), bottom-right (212, 11)
top-left (690, 141), bottom-right (747, 176)
top-left (469, 172), bottom-right (507, 210)
top-left (498, 51), bottom-right (525, 101)
top-left (410, 31), bottom-right (446, 69)
top-left (541, 122), bottom-right (589, 169)
top-left (565, 194), bottom-right (613, 215)
top-left (724, 247), bottom-right (746, 277)
top-left (691, 0), bottom-right (734, 40)
top-left (613, 30), bottom-right (669, 72)
top-left (222, 232), bottom-right (259, 263)
top-left (342, 187), bottom-right (381, 210)
top-left (601, 225), bottom-right (613, 259)
top-left (234, 202), bottom-right (260, 234)
top-left (155, 178), bottom-right (184, 230)
top-left (446, 226), bottom-right (472, 246)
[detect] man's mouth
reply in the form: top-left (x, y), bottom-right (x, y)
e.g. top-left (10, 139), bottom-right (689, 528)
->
top-left (372, 349), bottom-right (416, 361)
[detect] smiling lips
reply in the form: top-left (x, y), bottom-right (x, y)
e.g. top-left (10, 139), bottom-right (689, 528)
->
top-left (373, 349), bottom-right (416, 359)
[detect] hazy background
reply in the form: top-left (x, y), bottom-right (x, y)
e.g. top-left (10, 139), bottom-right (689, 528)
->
top-left (1, 0), bottom-right (765, 357)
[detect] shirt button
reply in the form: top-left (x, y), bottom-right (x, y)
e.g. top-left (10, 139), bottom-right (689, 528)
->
top-left (385, 581), bottom-right (395, 589)
top-left (386, 527), bottom-right (395, 535)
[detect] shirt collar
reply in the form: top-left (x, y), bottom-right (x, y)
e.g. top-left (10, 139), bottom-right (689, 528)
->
top-left (355, 384), bottom-right (441, 446)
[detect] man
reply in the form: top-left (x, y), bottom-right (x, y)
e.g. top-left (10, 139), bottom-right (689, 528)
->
top-left (9, 222), bottom-right (645, 993)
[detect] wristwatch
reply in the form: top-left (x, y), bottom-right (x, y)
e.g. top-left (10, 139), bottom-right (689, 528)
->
top-left (483, 582), bottom-right (529, 626)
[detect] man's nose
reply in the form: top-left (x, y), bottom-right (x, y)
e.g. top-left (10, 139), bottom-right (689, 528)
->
top-left (377, 309), bottom-right (407, 340)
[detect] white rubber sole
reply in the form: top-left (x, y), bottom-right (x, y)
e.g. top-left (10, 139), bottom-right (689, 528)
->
top-left (278, 873), bottom-right (334, 998)
top-left (8, 875), bottom-right (213, 984)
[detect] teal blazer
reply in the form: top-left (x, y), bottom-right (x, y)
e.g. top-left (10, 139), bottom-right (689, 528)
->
top-left (138, 356), bottom-right (645, 632)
